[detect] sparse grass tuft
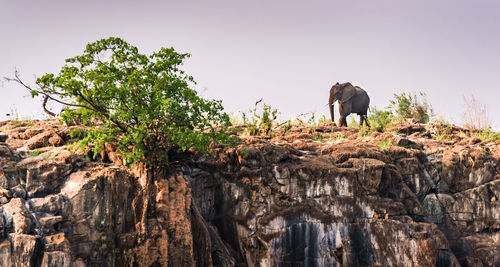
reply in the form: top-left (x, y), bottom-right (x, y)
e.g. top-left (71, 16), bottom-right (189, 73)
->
top-left (31, 149), bottom-right (41, 157)
top-left (434, 123), bottom-right (453, 141)
top-left (336, 133), bottom-right (347, 140)
top-left (473, 128), bottom-right (500, 143)
top-left (377, 139), bottom-right (394, 148)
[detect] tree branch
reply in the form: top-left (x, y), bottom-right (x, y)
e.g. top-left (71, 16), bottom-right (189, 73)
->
top-left (4, 71), bottom-right (91, 110)
top-left (5, 70), bottom-right (129, 133)
top-left (42, 95), bottom-right (56, 117)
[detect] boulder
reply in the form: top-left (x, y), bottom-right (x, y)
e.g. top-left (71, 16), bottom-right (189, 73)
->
top-left (2, 198), bottom-right (32, 234)
top-left (25, 131), bottom-right (52, 150)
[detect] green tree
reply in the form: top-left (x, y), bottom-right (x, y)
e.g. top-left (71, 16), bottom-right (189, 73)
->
top-left (8, 37), bottom-right (233, 168)
top-left (6, 37), bottom-right (234, 238)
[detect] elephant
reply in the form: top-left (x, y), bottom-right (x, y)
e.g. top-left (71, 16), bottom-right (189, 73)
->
top-left (329, 82), bottom-right (370, 127)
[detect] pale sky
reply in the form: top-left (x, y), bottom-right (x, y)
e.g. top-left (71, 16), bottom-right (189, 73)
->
top-left (1, 0), bottom-right (499, 128)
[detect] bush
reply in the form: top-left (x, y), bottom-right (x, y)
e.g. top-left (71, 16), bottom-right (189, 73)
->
top-left (368, 108), bottom-right (394, 132)
top-left (242, 101), bottom-right (278, 137)
top-left (388, 92), bottom-right (433, 123)
top-left (348, 117), bottom-right (360, 128)
top-left (357, 107), bottom-right (394, 136)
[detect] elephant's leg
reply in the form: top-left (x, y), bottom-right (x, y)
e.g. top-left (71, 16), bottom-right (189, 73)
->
top-left (360, 115), bottom-right (369, 127)
top-left (338, 102), bottom-right (351, 127)
top-left (341, 116), bottom-right (348, 127)
top-left (364, 115), bottom-right (370, 127)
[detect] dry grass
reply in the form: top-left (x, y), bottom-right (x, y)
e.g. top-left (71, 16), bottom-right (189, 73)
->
top-left (462, 95), bottom-right (490, 130)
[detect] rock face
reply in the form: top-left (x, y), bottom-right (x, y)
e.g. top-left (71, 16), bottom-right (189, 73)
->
top-left (0, 119), bottom-right (499, 266)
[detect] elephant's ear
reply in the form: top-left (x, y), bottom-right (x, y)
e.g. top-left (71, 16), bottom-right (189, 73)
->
top-left (338, 83), bottom-right (356, 102)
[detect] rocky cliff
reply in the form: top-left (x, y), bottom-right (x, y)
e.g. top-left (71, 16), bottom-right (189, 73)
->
top-left (0, 119), bottom-right (498, 266)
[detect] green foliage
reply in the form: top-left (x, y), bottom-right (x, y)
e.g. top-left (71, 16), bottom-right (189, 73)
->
top-left (357, 107), bottom-right (394, 137)
top-left (31, 149), bottom-right (41, 157)
top-left (348, 117), bottom-right (360, 128)
top-left (358, 125), bottom-right (371, 137)
top-left (388, 92), bottom-right (433, 123)
top-left (70, 128), bottom-right (87, 139)
top-left (306, 112), bottom-right (318, 133)
top-left (242, 102), bottom-right (278, 137)
top-left (313, 135), bottom-right (323, 141)
top-left (434, 123), bottom-right (453, 141)
top-left (318, 115), bottom-right (329, 124)
top-left (335, 133), bottom-right (347, 140)
top-left (377, 139), bottom-right (394, 148)
top-left (283, 120), bottom-right (292, 135)
top-left (368, 108), bottom-right (394, 132)
top-left (33, 37), bottom-right (233, 167)
top-left (60, 107), bottom-right (86, 126)
top-left (239, 147), bottom-right (250, 155)
top-left (474, 128), bottom-right (500, 142)
top-left (260, 104), bottom-right (278, 136)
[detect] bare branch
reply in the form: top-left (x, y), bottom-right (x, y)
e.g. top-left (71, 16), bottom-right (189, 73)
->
top-left (253, 98), bottom-right (263, 119)
top-left (4, 71), bottom-right (90, 109)
top-left (42, 95), bottom-right (56, 117)
top-left (5, 70), bottom-right (130, 132)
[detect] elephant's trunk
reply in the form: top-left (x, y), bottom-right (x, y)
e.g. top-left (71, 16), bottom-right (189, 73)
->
top-left (329, 97), bottom-right (335, 122)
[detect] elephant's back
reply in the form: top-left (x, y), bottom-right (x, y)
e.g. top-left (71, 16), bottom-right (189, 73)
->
top-left (353, 87), bottom-right (370, 114)
top-left (355, 87), bottom-right (370, 100)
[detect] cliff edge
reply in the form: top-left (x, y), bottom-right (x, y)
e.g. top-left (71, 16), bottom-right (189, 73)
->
top-left (0, 119), bottom-right (498, 266)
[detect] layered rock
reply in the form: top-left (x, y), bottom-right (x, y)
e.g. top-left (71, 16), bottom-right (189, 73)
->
top-left (0, 119), bottom-right (498, 266)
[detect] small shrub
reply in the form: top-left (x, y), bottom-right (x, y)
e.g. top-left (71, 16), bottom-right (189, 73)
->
top-left (388, 92), bottom-right (433, 123)
top-left (348, 117), bottom-right (360, 128)
top-left (260, 104), bottom-right (278, 136)
top-left (359, 107), bottom-right (393, 137)
top-left (283, 120), bottom-right (292, 135)
top-left (474, 128), bottom-right (500, 142)
top-left (242, 101), bottom-right (278, 137)
top-left (306, 112), bottom-right (318, 133)
top-left (368, 107), bottom-right (394, 132)
top-left (434, 123), bottom-right (453, 141)
top-left (318, 115), bottom-right (329, 124)
top-left (358, 125), bottom-right (371, 137)
top-left (31, 149), bottom-right (41, 157)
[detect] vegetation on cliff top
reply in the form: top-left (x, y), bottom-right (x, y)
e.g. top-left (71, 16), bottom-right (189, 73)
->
top-left (7, 37), bottom-right (234, 167)
top-left (5, 37), bottom-right (498, 162)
